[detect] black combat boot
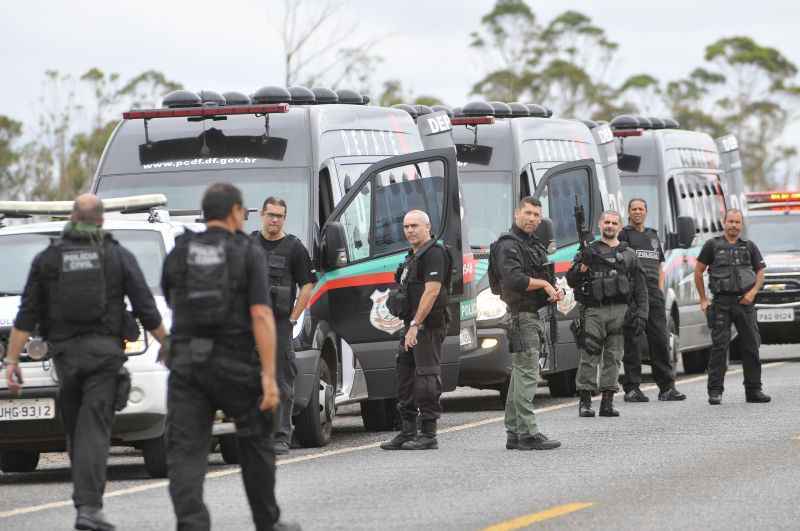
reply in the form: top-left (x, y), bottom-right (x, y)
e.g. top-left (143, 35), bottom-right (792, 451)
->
top-left (75, 506), bottom-right (115, 531)
top-left (624, 388), bottom-right (649, 402)
top-left (599, 391), bottom-right (620, 417)
top-left (745, 390), bottom-right (771, 403)
top-left (518, 432), bottom-right (562, 451)
top-left (401, 419), bottom-right (438, 450)
top-left (380, 418), bottom-right (417, 450)
top-left (578, 390), bottom-right (595, 418)
top-left (506, 432), bottom-right (519, 450)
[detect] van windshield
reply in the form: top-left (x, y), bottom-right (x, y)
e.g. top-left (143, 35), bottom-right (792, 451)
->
top-left (461, 171), bottom-right (513, 248)
top-left (95, 168), bottom-right (310, 241)
top-left (619, 177), bottom-right (660, 229)
top-left (746, 215), bottom-right (800, 253)
top-left (0, 229), bottom-right (165, 296)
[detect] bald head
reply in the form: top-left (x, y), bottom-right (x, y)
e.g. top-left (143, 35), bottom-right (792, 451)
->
top-left (71, 194), bottom-right (104, 226)
top-left (404, 210), bottom-right (430, 226)
top-left (403, 209), bottom-right (432, 250)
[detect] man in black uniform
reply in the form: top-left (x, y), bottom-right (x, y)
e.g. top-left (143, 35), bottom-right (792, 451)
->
top-left (4, 194), bottom-right (166, 531)
top-left (567, 211), bottom-right (648, 418)
top-left (619, 198), bottom-right (686, 402)
top-left (493, 197), bottom-right (562, 451)
top-left (694, 208), bottom-right (770, 405)
top-left (161, 183), bottom-right (298, 530)
top-left (381, 210), bottom-right (450, 451)
top-left (252, 197), bottom-right (315, 455)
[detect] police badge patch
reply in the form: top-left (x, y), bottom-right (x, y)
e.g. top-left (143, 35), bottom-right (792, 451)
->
top-left (556, 276), bottom-right (577, 316)
top-left (369, 288), bottom-right (404, 335)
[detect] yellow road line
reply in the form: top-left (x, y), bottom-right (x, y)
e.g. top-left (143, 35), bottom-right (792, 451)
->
top-left (0, 363), bottom-right (784, 519)
top-left (483, 502), bottom-right (594, 530)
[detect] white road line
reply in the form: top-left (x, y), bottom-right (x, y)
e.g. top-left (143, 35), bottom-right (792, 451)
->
top-left (0, 363), bottom-right (783, 520)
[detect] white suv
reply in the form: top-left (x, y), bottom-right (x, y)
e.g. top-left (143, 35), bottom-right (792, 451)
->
top-left (0, 214), bottom-right (202, 478)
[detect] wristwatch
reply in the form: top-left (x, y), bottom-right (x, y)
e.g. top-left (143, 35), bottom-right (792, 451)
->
top-left (290, 319), bottom-right (298, 326)
top-left (409, 320), bottom-right (418, 328)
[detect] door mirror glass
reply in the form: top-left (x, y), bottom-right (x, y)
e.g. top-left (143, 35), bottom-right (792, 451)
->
top-left (322, 221), bottom-right (348, 268)
top-left (536, 218), bottom-right (556, 254)
top-left (676, 216), bottom-right (696, 248)
top-left (535, 162), bottom-right (594, 249)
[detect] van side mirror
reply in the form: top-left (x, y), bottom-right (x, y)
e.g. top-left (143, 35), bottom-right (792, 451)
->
top-left (536, 218), bottom-right (556, 254)
top-left (322, 222), bottom-right (348, 269)
top-left (676, 216), bottom-right (696, 248)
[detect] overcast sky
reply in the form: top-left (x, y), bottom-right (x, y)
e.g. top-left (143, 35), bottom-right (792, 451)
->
top-left (3, 0), bottom-right (799, 139)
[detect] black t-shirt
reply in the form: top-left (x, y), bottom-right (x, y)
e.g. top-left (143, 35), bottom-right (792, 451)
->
top-left (253, 233), bottom-right (315, 307)
top-left (162, 228), bottom-right (271, 337)
top-left (697, 237), bottom-right (766, 271)
top-left (403, 243), bottom-right (448, 324)
top-left (618, 226), bottom-right (664, 290)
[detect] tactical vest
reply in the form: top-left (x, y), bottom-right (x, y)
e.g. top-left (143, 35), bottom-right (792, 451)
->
top-left (251, 233), bottom-right (297, 319)
top-left (397, 241), bottom-right (451, 326)
top-left (707, 237), bottom-right (757, 295)
top-left (620, 226), bottom-right (662, 290)
top-left (490, 231), bottom-right (550, 311)
top-left (45, 235), bottom-right (126, 341)
top-left (578, 242), bottom-right (636, 305)
top-left (169, 230), bottom-right (251, 335)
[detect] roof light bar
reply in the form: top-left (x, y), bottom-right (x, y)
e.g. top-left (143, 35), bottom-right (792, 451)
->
top-left (613, 129), bottom-right (643, 138)
top-left (0, 194), bottom-right (168, 217)
top-left (451, 116), bottom-right (496, 126)
top-left (747, 191), bottom-right (800, 203)
top-left (123, 103), bottom-right (289, 120)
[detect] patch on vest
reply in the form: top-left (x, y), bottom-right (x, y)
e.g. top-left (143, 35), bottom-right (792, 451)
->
top-left (369, 288), bottom-right (404, 335)
top-left (62, 250), bottom-right (101, 272)
top-left (556, 276), bottom-right (576, 316)
top-left (635, 249), bottom-right (660, 260)
top-left (188, 241), bottom-right (225, 266)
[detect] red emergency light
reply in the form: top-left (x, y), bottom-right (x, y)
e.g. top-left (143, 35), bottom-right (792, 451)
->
top-left (613, 129), bottom-right (643, 138)
top-left (451, 116), bottom-right (496, 126)
top-left (746, 191), bottom-right (800, 203)
top-left (123, 103), bottom-right (289, 120)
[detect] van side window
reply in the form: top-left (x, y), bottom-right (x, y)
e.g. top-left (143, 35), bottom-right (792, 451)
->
top-left (667, 178), bottom-right (679, 235)
top-left (520, 168), bottom-right (531, 198)
top-left (339, 182), bottom-right (372, 262)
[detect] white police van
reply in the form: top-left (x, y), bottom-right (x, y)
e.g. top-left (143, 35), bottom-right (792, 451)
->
top-left (0, 195), bottom-right (201, 477)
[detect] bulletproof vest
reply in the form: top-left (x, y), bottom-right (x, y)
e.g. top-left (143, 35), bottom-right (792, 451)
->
top-left (581, 242), bottom-right (635, 305)
top-left (492, 232), bottom-right (550, 311)
top-left (44, 234), bottom-right (126, 342)
top-left (707, 237), bottom-right (757, 295)
top-left (400, 241), bottom-right (451, 323)
top-left (169, 230), bottom-right (251, 335)
top-left (621, 226), bottom-right (661, 290)
top-left (251, 233), bottom-right (297, 319)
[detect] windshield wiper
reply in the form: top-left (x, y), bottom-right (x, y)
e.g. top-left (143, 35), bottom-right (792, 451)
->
top-left (0, 291), bottom-right (21, 297)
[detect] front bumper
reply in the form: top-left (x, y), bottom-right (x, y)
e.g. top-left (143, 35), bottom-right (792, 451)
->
top-left (754, 301), bottom-right (800, 342)
top-left (458, 326), bottom-right (511, 389)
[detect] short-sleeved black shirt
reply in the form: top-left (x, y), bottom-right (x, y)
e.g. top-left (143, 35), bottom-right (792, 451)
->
top-left (618, 226), bottom-right (664, 290)
top-left (252, 233), bottom-right (315, 306)
top-left (404, 243), bottom-right (448, 321)
top-left (697, 237), bottom-right (766, 272)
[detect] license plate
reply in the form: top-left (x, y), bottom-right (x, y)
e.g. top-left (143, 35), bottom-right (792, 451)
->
top-left (459, 327), bottom-right (473, 347)
top-left (757, 308), bottom-right (795, 323)
top-left (0, 398), bottom-right (56, 421)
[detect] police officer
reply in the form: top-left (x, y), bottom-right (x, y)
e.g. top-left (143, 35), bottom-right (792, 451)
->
top-left (3, 194), bottom-right (166, 531)
top-left (619, 198), bottom-right (686, 402)
top-left (694, 208), bottom-right (770, 405)
top-left (161, 183), bottom-right (299, 530)
top-left (567, 210), bottom-right (648, 418)
top-left (252, 196), bottom-right (315, 455)
top-left (492, 197), bottom-right (562, 451)
top-left (381, 210), bottom-right (450, 451)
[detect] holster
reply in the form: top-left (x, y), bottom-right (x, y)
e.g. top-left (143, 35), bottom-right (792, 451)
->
top-left (157, 335), bottom-right (173, 368)
top-left (507, 313), bottom-right (527, 352)
top-left (114, 366), bottom-right (132, 412)
top-left (570, 307), bottom-right (586, 349)
top-left (270, 285), bottom-right (293, 319)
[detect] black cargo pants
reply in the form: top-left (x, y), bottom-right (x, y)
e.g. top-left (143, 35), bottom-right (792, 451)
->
top-left (707, 296), bottom-right (762, 394)
top-left (274, 319), bottom-right (298, 446)
top-left (53, 335), bottom-right (125, 509)
top-left (397, 325), bottom-right (445, 422)
top-left (166, 338), bottom-right (279, 531)
top-left (623, 290), bottom-right (676, 392)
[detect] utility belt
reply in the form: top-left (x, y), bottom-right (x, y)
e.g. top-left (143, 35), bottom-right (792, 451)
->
top-left (712, 292), bottom-right (746, 303)
top-left (162, 334), bottom-right (257, 369)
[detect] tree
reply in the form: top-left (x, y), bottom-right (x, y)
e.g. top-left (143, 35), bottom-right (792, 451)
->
top-left (377, 80), bottom-right (443, 108)
top-left (0, 115), bottom-right (24, 199)
top-left (274, 0), bottom-right (383, 94)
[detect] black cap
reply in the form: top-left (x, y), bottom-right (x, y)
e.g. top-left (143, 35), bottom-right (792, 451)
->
top-left (253, 86), bottom-right (292, 104)
top-left (162, 90), bottom-right (202, 108)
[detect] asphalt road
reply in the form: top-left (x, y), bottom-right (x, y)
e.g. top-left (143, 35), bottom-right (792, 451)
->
top-left (2, 345), bottom-right (799, 530)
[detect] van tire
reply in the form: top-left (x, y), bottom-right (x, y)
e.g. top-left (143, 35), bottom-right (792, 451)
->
top-left (682, 349), bottom-right (709, 374)
top-left (219, 435), bottom-right (240, 465)
top-left (294, 359), bottom-right (334, 447)
top-left (360, 398), bottom-right (398, 431)
top-left (0, 450), bottom-right (40, 473)
top-left (141, 436), bottom-right (168, 478)
top-left (547, 369), bottom-right (577, 397)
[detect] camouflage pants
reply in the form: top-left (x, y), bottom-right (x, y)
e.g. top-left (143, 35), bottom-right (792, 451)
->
top-left (575, 303), bottom-right (627, 393)
top-left (504, 312), bottom-right (543, 436)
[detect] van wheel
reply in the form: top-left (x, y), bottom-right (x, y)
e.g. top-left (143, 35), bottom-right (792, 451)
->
top-left (219, 435), bottom-right (240, 465)
top-left (682, 349), bottom-right (709, 374)
top-left (360, 398), bottom-right (398, 431)
top-left (547, 369), bottom-right (577, 398)
top-left (294, 359), bottom-right (334, 447)
top-left (141, 436), bottom-right (168, 478)
top-left (0, 450), bottom-right (40, 473)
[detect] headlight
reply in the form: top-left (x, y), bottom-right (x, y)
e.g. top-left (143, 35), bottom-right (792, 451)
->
top-left (476, 289), bottom-right (507, 322)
